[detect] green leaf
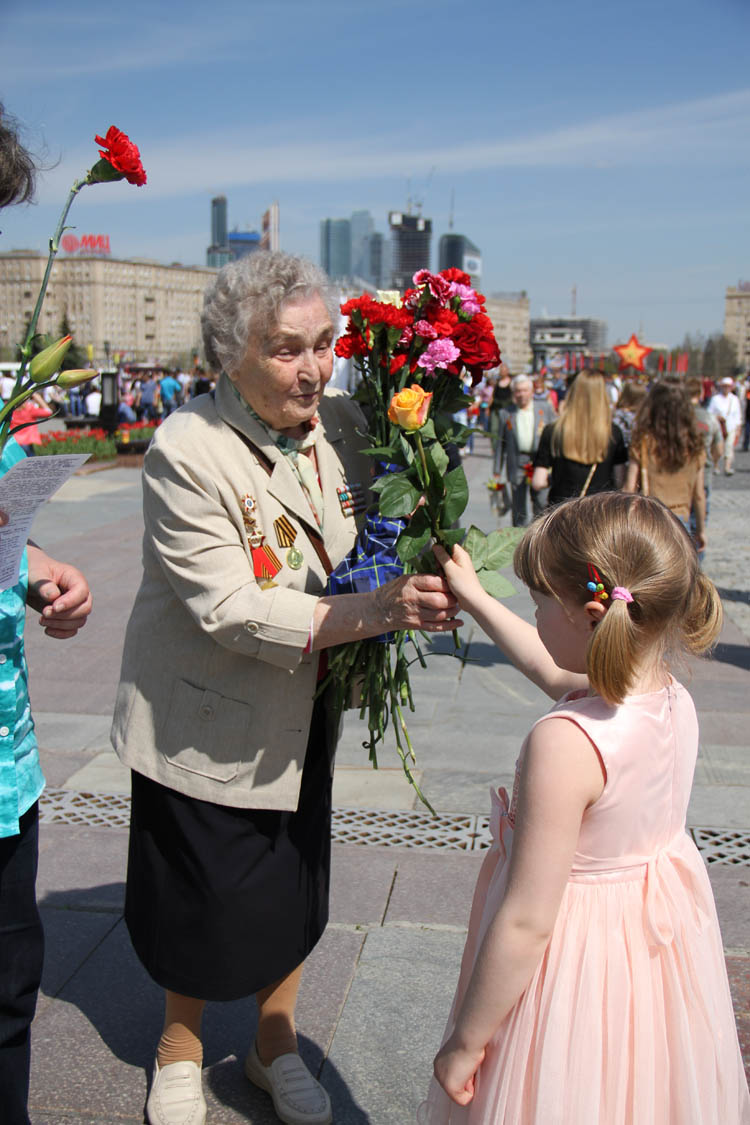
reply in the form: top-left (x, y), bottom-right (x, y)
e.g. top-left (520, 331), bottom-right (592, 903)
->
top-left (483, 527), bottom-right (525, 570)
top-left (477, 570), bottom-right (517, 599)
top-left (424, 439), bottom-right (449, 478)
top-left (396, 508), bottom-right (431, 562)
top-left (463, 525), bottom-right (489, 570)
top-left (417, 419), bottom-right (436, 441)
top-left (440, 466), bottom-right (469, 526)
top-left (378, 472), bottom-right (422, 517)
top-left (436, 527), bottom-right (466, 548)
top-left (398, 433), bottom-right (415, 464)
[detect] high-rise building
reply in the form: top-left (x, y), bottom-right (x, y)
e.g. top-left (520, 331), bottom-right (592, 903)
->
top-left (724, 282), bottom-right (750, 373)
top-left (211, 196), bottom-right (227, 249)
top-left (207, 195), bottom-right (230, 268)
top-left (388, 212), bottom-right (431, 290)
top-left (350, 210), bottom-right (375, 283)
top-left (438, 233), bottom-right (482, 287)
top-left (319, 218), bottom-right (351, 281)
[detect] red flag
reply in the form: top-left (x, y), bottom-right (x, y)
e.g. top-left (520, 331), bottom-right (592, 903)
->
top-left (658, 354), bottom-right (664, 373)
top-left (667, 353), bottom-right (672, 373)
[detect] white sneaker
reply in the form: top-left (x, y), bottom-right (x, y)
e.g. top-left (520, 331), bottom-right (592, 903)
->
top-left (146, 1059), bottom-right (206, 1125)
top-left (244, 1042), bottom-right (332, 1124)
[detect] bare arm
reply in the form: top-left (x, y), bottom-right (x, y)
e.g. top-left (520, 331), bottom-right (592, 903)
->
top-left (433, 543), bottom-right (586, 699)
top-left (433, 717), bottom-right (604, 1105)
top-left (623, 459), bottom-right (640, 492)
top-left (531, 465), bottom-right (549, 492)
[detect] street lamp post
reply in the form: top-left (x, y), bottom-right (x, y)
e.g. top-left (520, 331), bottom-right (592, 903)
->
top-left (99, 368), bottom-right (119, 434)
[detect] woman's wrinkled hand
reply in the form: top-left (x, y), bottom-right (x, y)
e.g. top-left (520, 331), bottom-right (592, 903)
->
top-left (433, 542), bottom-right (485, 612)
top-left (433, 1034), bottom-right (485, 1106)
top-left (373, 572), bottom-right (463, 633)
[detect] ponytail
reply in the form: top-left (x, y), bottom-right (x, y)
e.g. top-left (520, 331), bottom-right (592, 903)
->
top-left (682, 571), bottom-right (723, 656)
top-left (587, 596), bottom-right (641, 705)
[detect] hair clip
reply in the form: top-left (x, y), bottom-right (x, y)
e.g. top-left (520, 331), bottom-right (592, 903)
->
top-left (586, 564), bottom-right (609, 602)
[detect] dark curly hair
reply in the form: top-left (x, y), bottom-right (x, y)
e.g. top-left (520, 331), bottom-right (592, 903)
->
top-left (630, 381), bottom-right (703, 472)
top-left (0, 103), bottom-right (36, 209)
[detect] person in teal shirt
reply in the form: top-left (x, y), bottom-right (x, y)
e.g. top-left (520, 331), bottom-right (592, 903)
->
top-left (1, 102), bottom-right (94, 1125)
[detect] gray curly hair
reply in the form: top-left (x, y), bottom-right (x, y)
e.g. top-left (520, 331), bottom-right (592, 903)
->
top-left (201, 251), bottom-right (339, 375)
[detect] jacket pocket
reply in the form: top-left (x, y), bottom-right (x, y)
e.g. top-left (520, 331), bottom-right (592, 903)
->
top-left (163, 679), bottom-right (253, 783)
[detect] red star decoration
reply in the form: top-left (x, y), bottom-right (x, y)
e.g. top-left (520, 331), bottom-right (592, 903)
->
top-left (613, 333), bottom-right (652, 373)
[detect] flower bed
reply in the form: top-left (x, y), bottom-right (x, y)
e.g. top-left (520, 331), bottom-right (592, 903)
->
top-left (38, 427), bottom-right (116, 461)
top-left (115, 419), bottom-right (159, 453)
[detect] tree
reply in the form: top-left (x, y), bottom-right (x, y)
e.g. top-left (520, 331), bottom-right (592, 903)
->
top-left (57, 312), bottom-right (89, 370)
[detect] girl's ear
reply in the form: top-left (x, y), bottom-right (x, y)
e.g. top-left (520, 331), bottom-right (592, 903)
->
top-left (584, 600), bottom-right (607, 629)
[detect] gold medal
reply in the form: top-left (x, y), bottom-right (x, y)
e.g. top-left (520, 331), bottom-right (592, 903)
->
top-left (286, 545), bottom-right (304, 570)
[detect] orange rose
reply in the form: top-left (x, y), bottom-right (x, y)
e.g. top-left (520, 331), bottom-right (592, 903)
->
top-left (388, 384), bottom-right (433, 431)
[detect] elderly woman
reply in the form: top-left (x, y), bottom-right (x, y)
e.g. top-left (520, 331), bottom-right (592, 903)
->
top-left (111, 252), bottom-right (460, 1125)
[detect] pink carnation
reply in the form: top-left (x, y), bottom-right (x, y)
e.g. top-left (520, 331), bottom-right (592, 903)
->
top-left (414, 319), bottom-right (438, 339)
top-left (419, 338), bottom-right (461, 374)
top-left (448, 282), bottom-right (482, 316)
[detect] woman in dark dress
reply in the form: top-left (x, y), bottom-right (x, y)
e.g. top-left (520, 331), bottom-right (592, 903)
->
top-left (532, 370), bottom-right (627, 506)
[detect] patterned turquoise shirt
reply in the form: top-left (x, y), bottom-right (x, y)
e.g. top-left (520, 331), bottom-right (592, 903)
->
top-left (0, 438), bottom-right (43, 838)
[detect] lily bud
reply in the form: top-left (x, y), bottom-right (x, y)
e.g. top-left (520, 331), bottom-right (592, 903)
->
top-left (29, 335), bottom-right (72, 382)
top-left (56, 369), bottom-right (95, 388)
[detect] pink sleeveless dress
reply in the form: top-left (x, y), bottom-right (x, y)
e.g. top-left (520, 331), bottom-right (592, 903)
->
top-left (418, 682), bottom-right (750, 1124)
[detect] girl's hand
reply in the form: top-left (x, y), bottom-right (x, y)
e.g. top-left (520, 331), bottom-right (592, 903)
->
top-left (433, 1034), bottom-right (485, 1106)
top-left (433, 542), bottom-right (485, 611)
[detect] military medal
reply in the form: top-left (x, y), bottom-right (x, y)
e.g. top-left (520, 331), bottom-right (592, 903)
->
top-left (337, 481), bottom-right (366, 518)
top-left (286, 545), bottom-right (304, 570)
top-left (251, 543), bottom-right (282, 581)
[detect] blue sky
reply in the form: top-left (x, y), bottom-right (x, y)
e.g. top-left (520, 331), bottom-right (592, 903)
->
top-left (2, 0), bottom-right (748, 349)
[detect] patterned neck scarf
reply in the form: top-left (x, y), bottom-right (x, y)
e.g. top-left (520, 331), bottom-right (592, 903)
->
top-left (230, 381), bottom-right (325, 532)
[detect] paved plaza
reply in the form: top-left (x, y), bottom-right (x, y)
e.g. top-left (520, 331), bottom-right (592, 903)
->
top-left (22, 435), bottom-right (750, 1122)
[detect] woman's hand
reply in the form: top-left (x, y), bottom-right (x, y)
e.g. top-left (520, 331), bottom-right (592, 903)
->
top-left (433, 1033), bottom-right (485, 1106)
top-left (433, 542), bottom-right (485, 613)
top-left (372, 572), bottom-right (462, 633)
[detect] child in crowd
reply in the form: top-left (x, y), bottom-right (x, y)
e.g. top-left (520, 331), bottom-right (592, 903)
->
top-left (420, 492), bottom-right (749, 1124)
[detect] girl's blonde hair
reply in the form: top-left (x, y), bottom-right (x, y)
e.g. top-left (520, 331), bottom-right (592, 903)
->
top-left (514, 492), bottom-right (722, 705)
top-left (550, 370), bottom-right (612, 464)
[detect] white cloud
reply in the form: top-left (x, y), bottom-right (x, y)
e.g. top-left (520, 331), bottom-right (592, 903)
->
top-left (31, 87), bottom-right (750, 207)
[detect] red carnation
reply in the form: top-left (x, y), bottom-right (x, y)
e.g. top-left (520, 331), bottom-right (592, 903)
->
top-left (428, 307), bottom-right (460, 338)
top-left (334, 332), bottom-right (367, 359)
top-left (440, 268), bottom-right (472, 286)
top-left (452, 314), bottom-right (501, 371)
top-left (94, 126), bottom-right (147, 186)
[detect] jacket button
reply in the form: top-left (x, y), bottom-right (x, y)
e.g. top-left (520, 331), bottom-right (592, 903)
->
top-left (199, 705), bottom-right (214, 720)
top-left (245, 621), bottom-right (259, 634)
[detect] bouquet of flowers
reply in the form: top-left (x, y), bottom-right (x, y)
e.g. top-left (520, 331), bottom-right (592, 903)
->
top-left (0, 127), bottom-right (147, 453)
top-left (321, 268), bottom-right (522, 808)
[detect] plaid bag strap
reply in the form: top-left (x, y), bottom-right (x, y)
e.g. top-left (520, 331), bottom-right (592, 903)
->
top-left (237, 431), bottom-right (334, 577)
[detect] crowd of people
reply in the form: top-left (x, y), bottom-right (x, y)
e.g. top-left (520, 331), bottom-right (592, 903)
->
top-left (2, 103), bottom-right (749, 1125)
top-left (475, 364), bottom-right (749, 556)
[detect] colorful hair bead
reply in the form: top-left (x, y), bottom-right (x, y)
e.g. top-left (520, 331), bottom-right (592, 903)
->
top-left (586, 564), bottom-right (609, 602)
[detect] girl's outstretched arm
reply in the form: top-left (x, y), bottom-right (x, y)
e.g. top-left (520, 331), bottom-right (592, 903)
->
top-left (433, 543), bottom-right (586, 699)
top-left (433, 717), bottom-right (604, 1103)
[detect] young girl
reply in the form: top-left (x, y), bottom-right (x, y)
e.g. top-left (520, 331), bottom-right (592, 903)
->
top-left (420, 492), bottom-right (750, 1124)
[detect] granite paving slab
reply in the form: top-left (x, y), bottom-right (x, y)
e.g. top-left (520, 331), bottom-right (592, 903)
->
top-left (323, 927), bottom-right (463, 1124)
top-left (37, 824), bottom-right (128, 912)
top-left (329, 845), bottom-right (400, 926)
top-left (384, 850), bottom-right (485, 928)
top-left (708, 866), bottom-right (750, 950)
top-left (38, 906), bottom-right (120, 1013)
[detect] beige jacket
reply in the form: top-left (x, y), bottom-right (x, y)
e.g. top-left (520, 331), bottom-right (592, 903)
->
top-left (111, 373), bottom-right (371, 810)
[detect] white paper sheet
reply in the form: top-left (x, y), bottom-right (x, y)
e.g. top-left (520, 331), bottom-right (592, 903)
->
top-left (0, 454), bottom-right (90, 589)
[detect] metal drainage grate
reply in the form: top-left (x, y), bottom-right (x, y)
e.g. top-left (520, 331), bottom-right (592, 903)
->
top-left (690, 827), bottom-right (750, 866)
top-left (40, 788), bottom-right (131, 829)
top-left (38, 789), bottom-right (750, 863)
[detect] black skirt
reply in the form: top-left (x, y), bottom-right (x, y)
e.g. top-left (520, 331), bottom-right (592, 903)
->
top-left (124, 697), bottom-right (335, 1002)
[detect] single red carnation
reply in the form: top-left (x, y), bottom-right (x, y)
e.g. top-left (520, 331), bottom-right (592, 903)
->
top-left (440, 268), bottom-right (472, 286)
top-left (334, 332), bottom-right (367, 359)
top-left (428, 308), bottom-right (460, 338)
top-left (94, 126), bottom-right (147, 186)
top-left (452, 315), bottom-right (501, 371)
